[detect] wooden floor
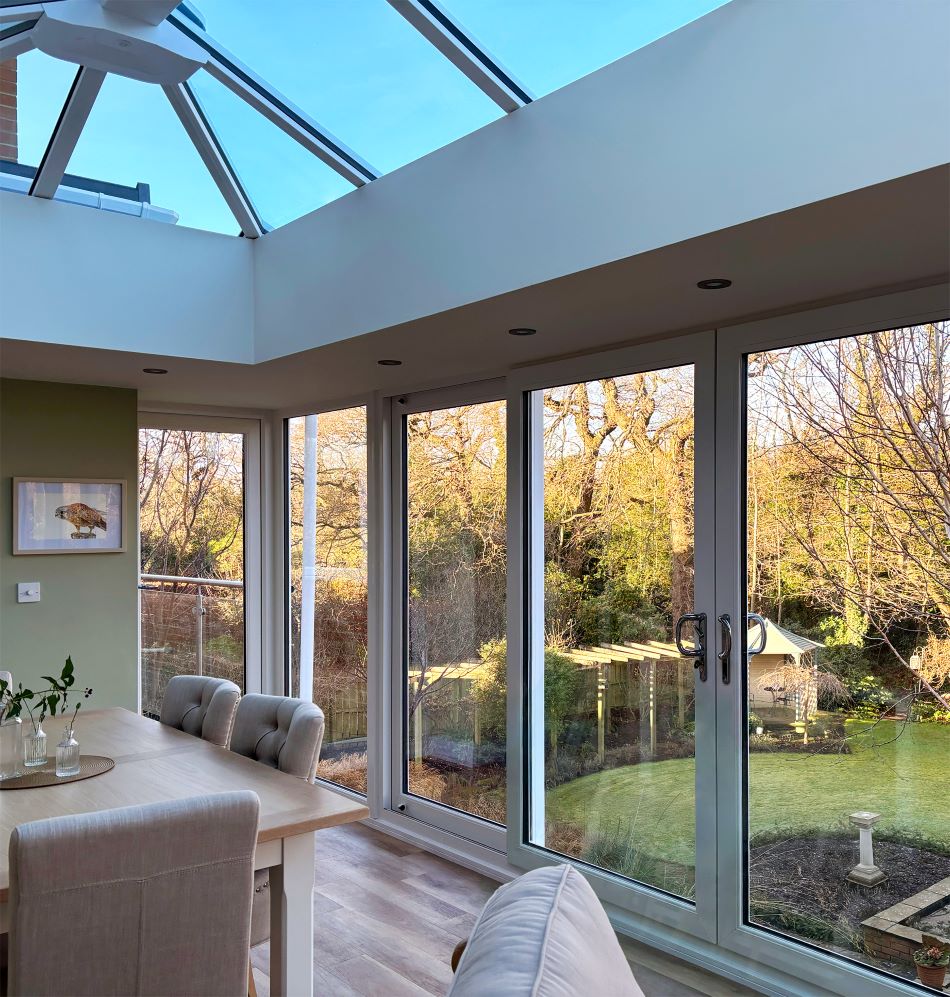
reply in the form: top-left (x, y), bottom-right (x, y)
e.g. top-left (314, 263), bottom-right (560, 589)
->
top-left (251, 822), bottom-right (761, 997)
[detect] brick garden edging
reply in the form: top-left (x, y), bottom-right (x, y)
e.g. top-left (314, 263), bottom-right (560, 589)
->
top-left (862, 877), bottom-right (950, 963)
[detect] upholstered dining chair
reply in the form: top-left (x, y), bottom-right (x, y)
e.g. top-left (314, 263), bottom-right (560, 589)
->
top-left (159, 674), bottom-right (241, 747)
top-left (6, 791), bottom-right (260, 997)
top-left (228, 694), bottom-right (325, 949)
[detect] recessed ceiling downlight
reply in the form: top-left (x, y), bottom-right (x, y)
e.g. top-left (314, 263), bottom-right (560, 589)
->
top-left (377, 359), bottom-right (402, 366)
top-left (508, 327), bottom-right (537, 336)
top-left (142, 367), bottom-right (168, 374)
top-left (696, 278), bottom-right (732, 290)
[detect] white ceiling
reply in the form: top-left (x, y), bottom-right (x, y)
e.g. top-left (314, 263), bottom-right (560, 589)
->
top-left (2, 166), bottom-right (948, 412)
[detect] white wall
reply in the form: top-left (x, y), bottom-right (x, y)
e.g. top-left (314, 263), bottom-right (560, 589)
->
top-left (0, 192), bottom-right (255, 362)
top-left (253, 0), bottom-right (950, 361)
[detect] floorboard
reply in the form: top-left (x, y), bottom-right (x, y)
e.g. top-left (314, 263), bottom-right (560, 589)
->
top-left (251, 821), bottom-right (762, 997)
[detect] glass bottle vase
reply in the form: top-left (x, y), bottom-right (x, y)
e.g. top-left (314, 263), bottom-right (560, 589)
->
top-left (23, 720), bottom-right (47, 767)
top-left (0, 716), bottom-right (22, 781)
top-left (56, 726), bottom-right (80, 777)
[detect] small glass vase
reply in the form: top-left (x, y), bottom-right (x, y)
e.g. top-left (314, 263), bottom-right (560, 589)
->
top-left (23, 720), bottom-right (47, 767)
top-left (1, 716), bottom-right (23, 781)
top-left (56, 726), bottom-right (80, 777)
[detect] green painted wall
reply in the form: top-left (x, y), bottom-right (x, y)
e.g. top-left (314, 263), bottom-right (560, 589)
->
top-left (0, 378), bottom-right (139, 711)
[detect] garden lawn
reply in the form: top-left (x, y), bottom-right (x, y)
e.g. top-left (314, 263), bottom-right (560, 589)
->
top-left (545, 721), bottom-right (950, 867)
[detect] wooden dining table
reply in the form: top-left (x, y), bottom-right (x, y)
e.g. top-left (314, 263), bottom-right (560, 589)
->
top-left (0, 707), bottom-right (370, 997)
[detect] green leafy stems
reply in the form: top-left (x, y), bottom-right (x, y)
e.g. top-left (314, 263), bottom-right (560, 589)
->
top-left (0, 656), bottom-right (93, 731)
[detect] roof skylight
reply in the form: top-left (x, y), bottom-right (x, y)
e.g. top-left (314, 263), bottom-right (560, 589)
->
top-left (67, 72), bottom-right (239, 233)
top-left (0, 0), bottom-right (729, 238)
top-left (446, 0), bottom-right (731, 97)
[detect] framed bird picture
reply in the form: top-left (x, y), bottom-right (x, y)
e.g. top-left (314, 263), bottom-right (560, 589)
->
top-left (13, 478), bottom-right (126, 555)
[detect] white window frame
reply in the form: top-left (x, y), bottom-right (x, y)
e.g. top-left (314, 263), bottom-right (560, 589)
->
top-left (714, 283), bottom-right (950, 997)
top-left (387, 378), bottom-right (509, 852)
top-left (505, 330), bottom-right (719, 941)
top-left (137, 411), bottom-right (266, 699)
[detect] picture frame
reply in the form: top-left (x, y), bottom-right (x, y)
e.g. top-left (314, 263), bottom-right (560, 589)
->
top-left (12, 478), bottom-right (126, 555)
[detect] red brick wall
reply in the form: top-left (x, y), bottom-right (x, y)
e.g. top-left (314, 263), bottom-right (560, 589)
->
top-left (0, 58), bottom-right (17, 162)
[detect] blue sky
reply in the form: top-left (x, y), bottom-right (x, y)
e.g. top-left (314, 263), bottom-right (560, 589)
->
top-left (17, 0), bottom-right (726, 235)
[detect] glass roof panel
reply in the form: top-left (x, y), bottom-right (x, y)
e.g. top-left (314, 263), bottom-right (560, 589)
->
top-left (5, 49), bottom-right (77, 168)
top-left (63, 72), bottom-right (239, 235)
top-left (189, 0), bottom-right (504, 175)
top-left (445, 0), bottom-right (731, 97)
top-left (186, 71), bottom-right (354, 231)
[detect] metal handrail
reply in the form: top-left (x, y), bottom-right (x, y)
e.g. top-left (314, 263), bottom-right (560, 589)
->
top-left (139, 574), bottom-right (243, 677)
top-left (139, 573), bottom-right (244, 588)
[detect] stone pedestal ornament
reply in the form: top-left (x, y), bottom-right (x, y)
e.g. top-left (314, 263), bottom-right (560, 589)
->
top-left (847, 811), bottom-right (888, 887)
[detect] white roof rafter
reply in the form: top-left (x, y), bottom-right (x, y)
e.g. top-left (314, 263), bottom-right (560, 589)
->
top-left (29, 65), bottom-right (106, 199)
top-left (0, 3), bottom-right (45, 25)
top-left (163, 80), bottom-right (265, 239)
top-left (0, 17), bottom-right (36, 58)
top-left (166, 10), bottom-right (380, 187)
top-left (386, 0), bottom-right (532, 113)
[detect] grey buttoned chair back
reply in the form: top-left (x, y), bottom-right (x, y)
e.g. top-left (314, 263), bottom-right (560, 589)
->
top-left (7, 791), bottom-right (260, 997)
top-left (229, 694), bottom-right (325, 781)
top-left (230, 694), bottom-right (325, 946)
top-left (160, 674), bottom-right (241, 747)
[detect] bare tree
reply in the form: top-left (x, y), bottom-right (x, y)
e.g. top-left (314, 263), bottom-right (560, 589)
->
top-left (751, 322), bottom-right (950, 708)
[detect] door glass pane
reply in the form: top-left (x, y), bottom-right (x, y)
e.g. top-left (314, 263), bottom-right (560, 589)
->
top-left (288, 408), bottom-right (368, 794)
top-left (405, 400), bottom-right (507, 823)
top-left (139, 429), bottom-right (246, 716)
top-left (529, 367), bottom-right (698, 900)
top-left (745, 320), bottom-right (950, 984)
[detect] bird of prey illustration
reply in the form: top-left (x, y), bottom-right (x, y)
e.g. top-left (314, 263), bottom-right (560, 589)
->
top-left (55, 502), bottom-right (108, 539)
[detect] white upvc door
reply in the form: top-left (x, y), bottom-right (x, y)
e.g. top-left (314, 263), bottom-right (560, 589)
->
top-left (714, 284), bottom-right (949, 996)
top-left (505, 331), bottom-right (719, 941)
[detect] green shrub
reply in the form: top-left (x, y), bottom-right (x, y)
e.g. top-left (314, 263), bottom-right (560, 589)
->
top-left (913, 698), bottom-right (950, 724)
top-left (845, 674), bottom-right (893, 720)
top-left (473, 639), bottom-right (579, 751)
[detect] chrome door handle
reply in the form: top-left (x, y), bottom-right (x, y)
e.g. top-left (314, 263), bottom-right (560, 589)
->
top-left (747, 613), bottom-right (767, 657)
top-left (718, 614), bottom-right (733, 684)
top-left (675, 612), bottom-right (707, 682)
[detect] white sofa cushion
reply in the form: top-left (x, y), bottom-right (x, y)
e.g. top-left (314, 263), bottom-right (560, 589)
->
top-left (448, 864), bottom-right (644, 997)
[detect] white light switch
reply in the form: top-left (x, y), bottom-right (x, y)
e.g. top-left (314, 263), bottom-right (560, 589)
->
top-left (17, 583), bottom-right (40, 603)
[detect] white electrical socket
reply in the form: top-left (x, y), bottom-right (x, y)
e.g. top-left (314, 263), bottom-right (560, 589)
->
top-left (17, 582), bottom-right (40, 603)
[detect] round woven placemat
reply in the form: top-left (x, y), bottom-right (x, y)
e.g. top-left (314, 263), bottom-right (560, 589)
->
top-left (0, 754), bottom-right (115, 790)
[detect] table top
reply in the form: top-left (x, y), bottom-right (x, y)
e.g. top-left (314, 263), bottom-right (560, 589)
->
top-left (0, 707), bottom-right (369, 901)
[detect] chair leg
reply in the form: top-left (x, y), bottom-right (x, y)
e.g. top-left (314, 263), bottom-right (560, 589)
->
top-left (247, 957), bottom-right (257, 997)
